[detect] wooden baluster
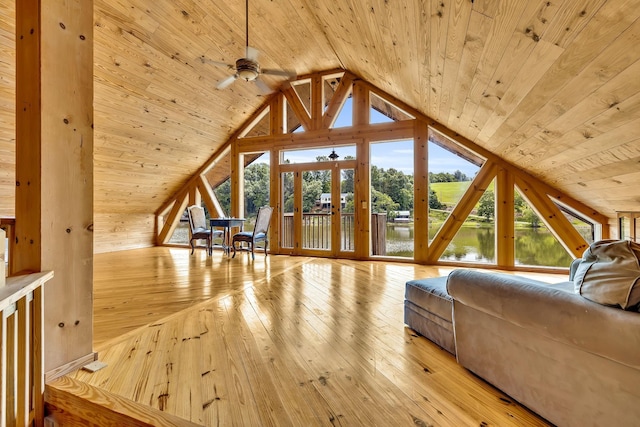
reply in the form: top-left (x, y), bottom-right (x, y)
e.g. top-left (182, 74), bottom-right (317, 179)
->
top-left (32, 286), bottom-right (44, 427)
top-left (16, 296), bottom-right (29, 426)
top-left (5, 308), bottom-right (15, 427)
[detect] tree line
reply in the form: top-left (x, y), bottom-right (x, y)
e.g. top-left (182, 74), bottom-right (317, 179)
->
top-left (477, 190), bottom-right (541, 227)
top-left (214, 159), bottom-right (476, 220)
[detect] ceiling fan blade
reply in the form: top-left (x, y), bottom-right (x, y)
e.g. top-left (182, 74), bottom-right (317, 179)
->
top-left (200, 56), bottom-right (234, 69)
top-left (254, 78), bottom-right (272, 95)
top-left (217, 74), bottom-right (238, 90)
top-left (262, 68), bottom-right (297, 79)
top-left (246, 46), bottom-right (259, 61)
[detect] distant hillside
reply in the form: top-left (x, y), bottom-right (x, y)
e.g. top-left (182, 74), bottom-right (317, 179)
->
top-left (430, 181), bottom-right (470, 205)
top-left (430, 181), bottom-right (495, 205)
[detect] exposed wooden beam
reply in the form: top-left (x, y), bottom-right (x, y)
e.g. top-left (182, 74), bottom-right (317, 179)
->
top-left (413, 120), bottom-right (429, 263)
top-left (312, 74), bottom-right (324, 130)
top-left (16, 0), bottom-right (94, 372)
top-left (188, 185), bottom-right (200, 207)
top-left (269, 101), bottom-right (283, 254)
top-left (352, 80), bottom-right (369, 127)
top-left (230, 144), bottom-right (242, 219)
top-left (496, 166), bottom-right (515, 268)
top-left (14, 0), bottom-right (42, 274)
top-left (270, 92), bottom-right (284, 136)
top-left (235, 120), bottom-right (415, 151)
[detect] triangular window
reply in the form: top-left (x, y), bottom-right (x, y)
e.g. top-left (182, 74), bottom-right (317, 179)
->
top-left (370, 92), bottom-right (414, 124)
top-left (438, 178), bottom-right (496, 263)
top-left (428, 139), bottom-right (482, 244)
top-left (330, 94), bottom-right (353, 128)
top-left (242, 153), bottom-right (271, 230)
top-left (558, 202), bottom-right (595, 244)
top-left (238, 106), bottom-right (270, 138)
top-left (213, 177), bottom-right (231, 217)
top-left (513, 189), bottom-right (574, 267)
top-left (167, 204), bottom-right (190, 245)
top-left (291, 79), bottom-right (312, 117)
top-left (285, 98), bottom-right (304, 133)
top-left (323, 72), bottom-right (345, 113)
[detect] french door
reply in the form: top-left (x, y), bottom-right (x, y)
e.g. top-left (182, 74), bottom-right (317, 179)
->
top-left (280, 160), bottom-right (356, 257)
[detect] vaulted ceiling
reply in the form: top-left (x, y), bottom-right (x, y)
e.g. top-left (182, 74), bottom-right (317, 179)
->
top-left (1, 0), bottom-right (639, 222)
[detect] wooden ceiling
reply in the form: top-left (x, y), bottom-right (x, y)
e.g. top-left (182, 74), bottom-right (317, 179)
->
top-left (1, 0), bottom-right (639, 220)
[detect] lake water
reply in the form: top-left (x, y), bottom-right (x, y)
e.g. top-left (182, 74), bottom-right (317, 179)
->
top-left (384, 223), bottom-right (578, 267)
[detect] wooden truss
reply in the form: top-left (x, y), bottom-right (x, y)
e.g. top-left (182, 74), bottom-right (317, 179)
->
top-left (156, 70), bottom-right (610, 269)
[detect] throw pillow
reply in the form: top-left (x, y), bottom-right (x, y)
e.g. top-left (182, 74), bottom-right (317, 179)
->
top-left (573, 239), bottom-right (640, 310)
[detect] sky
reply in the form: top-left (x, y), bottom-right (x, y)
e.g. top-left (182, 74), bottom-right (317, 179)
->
top-left (251, 97), bottom-right (481, 177)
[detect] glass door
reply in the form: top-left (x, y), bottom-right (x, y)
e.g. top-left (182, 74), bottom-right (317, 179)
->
top-left (302, 168), bottom-right (332, 255)
top-left (280, 160), bottom-right (356, 257)
top-left (338, 167), bottom-right (356, 255)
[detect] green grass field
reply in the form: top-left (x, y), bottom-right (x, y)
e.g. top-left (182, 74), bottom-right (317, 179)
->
top-left (430, 181), bottom-right (496, 205)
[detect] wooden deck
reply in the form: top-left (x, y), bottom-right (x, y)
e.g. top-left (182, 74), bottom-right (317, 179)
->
top-left (61, 247), bottom-right (563, 426)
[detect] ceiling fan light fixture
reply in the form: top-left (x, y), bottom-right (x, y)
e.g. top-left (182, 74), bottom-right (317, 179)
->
top-left (238, 68), bottom-right (258, 81)
top-left (235, 58), bottom-right (259, 81)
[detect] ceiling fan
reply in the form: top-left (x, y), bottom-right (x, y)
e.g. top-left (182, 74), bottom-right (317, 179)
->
top-left (201, 0), bottom-right (296, 94)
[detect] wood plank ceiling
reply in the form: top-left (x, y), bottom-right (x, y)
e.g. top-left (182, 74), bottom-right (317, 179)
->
top-left (1, 0), bottom-right (639, 222)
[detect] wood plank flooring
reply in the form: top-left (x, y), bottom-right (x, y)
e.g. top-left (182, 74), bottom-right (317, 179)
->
top-left (75, 247), bottom-right (564, 426)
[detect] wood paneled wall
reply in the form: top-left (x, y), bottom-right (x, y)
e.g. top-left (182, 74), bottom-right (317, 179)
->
top-left (94, 213), bottom-right (156, 254)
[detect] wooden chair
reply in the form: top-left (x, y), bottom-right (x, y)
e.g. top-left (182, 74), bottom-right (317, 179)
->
top-left (187, 205), bottom-right (222, 255)
top-left (232, 206), bottom-right (273, 259)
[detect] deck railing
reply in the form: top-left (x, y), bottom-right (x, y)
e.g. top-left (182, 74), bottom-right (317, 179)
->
top-left (340, 213), bottom-right (355, 251)
top-left (282, 214), bottom-right (294, 249)
top-left (281, 213), bottom-right (355, 251)
top-left (1, 271), bottom-right (54, 427)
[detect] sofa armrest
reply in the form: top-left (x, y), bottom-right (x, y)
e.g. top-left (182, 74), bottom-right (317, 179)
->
top-left (446, 269), bottom-right (640, 369)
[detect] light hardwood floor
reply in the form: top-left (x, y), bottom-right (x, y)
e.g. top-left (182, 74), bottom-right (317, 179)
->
top-left (72, 247), bottom-right (564, 426)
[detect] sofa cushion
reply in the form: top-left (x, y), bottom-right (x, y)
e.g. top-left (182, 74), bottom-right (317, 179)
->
top-left (573, 239), bottom-right (640, 310)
